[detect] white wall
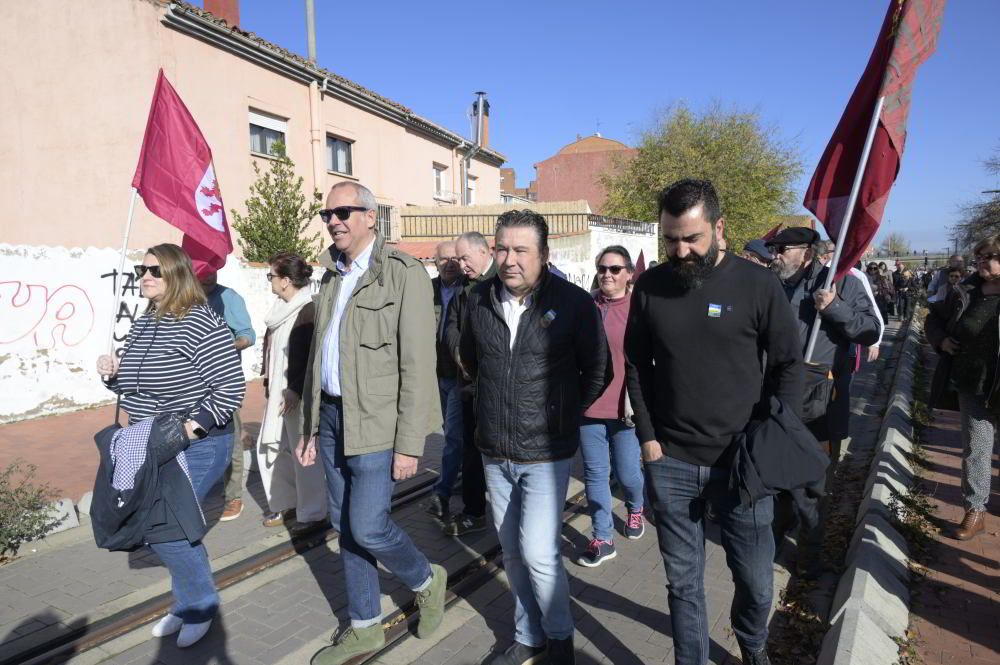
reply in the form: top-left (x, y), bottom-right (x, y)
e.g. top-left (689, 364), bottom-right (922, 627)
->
top-left (0, 244), bottom-right (311, 423)
top-left (549, 228), bottom-right (659, 291)
top-left (1, 230), bottom-right (655, 423)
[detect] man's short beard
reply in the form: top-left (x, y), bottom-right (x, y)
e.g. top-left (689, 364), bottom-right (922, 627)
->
top-left (669, 236), bottom-right (720, 290)
top-left (771, 259), bottom-right (804, 281)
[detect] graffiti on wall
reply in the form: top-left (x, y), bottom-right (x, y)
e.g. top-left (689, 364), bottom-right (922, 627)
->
top-left (0, 281), bottom-right (96, 348)
top-left (100, 269), bottom-right (146, 356)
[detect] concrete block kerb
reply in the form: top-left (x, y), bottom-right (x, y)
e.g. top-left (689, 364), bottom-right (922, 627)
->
top-left (77, 491), bottom-right (93, 517)
top-left (845, 512), bottom-right (910, 567)
top-left (830, 541), bottom-right (911, 637)
top-left (45, 497), bottom-right (79, 535)
top-left (817, 605), bottom-right (903, 665)
top-left (817, 317), bottom-right (924, 665)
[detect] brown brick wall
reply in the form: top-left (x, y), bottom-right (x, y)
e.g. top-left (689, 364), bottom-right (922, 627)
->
top-left (534, 148), bottom-right (636, 213)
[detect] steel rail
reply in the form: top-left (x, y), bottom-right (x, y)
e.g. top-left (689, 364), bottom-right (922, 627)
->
top-left (6, 472), bottom-right (440, 665)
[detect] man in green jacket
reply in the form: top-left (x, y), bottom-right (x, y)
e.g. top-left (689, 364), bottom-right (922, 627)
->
top-left (297, 181), bottom-right (445, 664)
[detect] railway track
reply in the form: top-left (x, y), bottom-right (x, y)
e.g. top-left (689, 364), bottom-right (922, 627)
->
top-left (9, 467), bottom-right (589, 665)
top-left (348, 488), bottom-right (590, 665)
top-left (6, 472), bottom-right (439, 665)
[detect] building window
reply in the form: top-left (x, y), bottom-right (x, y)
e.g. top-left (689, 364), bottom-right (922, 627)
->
top-left (433, 164), bottom-right (448, 198)
top-left (376, 202), bottom-right (395, 239)
top-left (327, 135), bottom-right (353, 175)
top-left (248, 109), bottom-right (287, 157)
top-left (466, 175), bottom-right (477, 205)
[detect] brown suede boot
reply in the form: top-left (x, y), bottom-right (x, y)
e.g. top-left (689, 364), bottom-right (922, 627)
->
top-left (954, 509), bottom-right (985, 541)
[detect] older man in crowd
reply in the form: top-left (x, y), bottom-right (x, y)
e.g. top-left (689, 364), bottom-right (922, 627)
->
top-left (427, 240), bottom-right (466, 520)
top-left (438, 231), bottom-right (497, 536)
top-left (298, 181), bottom-right (446, 664)
top-left (766, 227), bottom-right (880, 578)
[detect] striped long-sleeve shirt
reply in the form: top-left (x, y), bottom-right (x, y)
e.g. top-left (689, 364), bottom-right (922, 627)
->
top-left (105, 305), bottom-right (246, 435)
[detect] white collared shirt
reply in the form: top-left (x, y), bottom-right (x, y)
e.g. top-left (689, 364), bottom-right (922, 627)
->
top-left (321, 238), bottom-right (376, 396)
top-left (500, 287), bottom-right (531, 350)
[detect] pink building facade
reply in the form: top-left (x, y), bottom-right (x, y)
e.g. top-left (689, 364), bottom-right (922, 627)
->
top-left (0, 0), bottom-right (505, 423)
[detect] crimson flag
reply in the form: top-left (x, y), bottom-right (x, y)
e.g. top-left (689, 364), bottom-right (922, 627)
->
top-left (762, 223), bottom-right (784, 241)
top-left (634, 249), bottom-right (647, 279)
top-left (803, 0), bottom-right (945, 281)
top-left (132, 69), bottom-right (232, 276)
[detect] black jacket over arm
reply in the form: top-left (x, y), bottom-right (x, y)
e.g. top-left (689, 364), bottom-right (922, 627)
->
top-left (459, 269), bottom-right (611, 463)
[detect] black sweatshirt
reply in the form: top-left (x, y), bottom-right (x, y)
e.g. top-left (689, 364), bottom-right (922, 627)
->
top-left (624, 253), bottom-right (804, 467)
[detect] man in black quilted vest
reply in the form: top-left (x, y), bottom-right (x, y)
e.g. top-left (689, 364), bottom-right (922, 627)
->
top-left (459, 209), bottom-right (610, 665)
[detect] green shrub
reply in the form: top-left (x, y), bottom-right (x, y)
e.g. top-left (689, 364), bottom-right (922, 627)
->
top-left (0, 460), bottom-right (62, 562)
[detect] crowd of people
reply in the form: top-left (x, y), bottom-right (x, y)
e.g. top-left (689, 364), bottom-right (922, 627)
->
top-left (91, 177), bottom-right (995, 665)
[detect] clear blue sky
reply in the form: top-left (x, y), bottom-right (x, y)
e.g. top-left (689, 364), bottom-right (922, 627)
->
top-left (221, 0), bottom-right (998, 252)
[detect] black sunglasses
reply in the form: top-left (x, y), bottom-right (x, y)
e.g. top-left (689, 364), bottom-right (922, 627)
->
top-left (771, 244), bottom-right (807, 255)
top-left (597, 265), bottom-right (628, 275)
top-left (319, 206), bottom-right (368, 223)
top-left (134, 265), bottom-right (163, 279)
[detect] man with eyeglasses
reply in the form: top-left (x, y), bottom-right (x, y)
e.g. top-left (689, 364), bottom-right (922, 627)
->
top-left (438, 231), bottom-right (496, 537)
top-left (741, 239), bottom-right (773, 267)
top-left (426, 241), bottom-right (465, 522)
top-left (766, 227), bottom-right (880, 579)
top-left (927, 254), bottom-right (967, 303)
top-left (298, 181), bottom-right (446, 664)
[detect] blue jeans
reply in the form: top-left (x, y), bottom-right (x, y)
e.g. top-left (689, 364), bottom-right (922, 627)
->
top-left (434, 377), bottom-right (464, 500)
top-left (579, 417), bottom-right (644, 541)
top-left (318, 399), bottom-right (433, 625)
top-left (644, 454), bottom-right (774, 665)
top-left (482, 455), bottom-right (573, 647)
top-left (149, 432), bottom-right (233, 623)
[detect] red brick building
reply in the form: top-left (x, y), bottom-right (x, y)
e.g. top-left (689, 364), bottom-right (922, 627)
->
top-left (534, 135), bottom-right (636, 213)
top-left (500, 167), bottom-right (536, 201)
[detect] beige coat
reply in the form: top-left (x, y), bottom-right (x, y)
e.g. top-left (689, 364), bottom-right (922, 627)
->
top-left (302, 234), bottom-right (441, 457)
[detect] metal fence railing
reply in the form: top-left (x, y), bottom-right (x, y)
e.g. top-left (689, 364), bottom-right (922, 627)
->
top-left (376, 201), bottom-right (401, 242)
top-left (400, 213), bottom-right (655, 239)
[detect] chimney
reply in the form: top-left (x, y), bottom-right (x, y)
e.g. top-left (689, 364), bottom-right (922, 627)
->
top-left (204, 0), bottom-right (240, 27)
top-left (471, 92), bottom-right (490, 148)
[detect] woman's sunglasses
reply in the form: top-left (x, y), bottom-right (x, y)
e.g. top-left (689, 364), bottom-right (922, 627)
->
top-left (134, 265), bottom-right (163, 279)
top-left (597, 265), bottom-right (628, 275)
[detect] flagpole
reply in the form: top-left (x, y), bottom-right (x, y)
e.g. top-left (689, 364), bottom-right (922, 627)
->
top-left (108, 187), bottom-right (139, 356)
top-left (804, 95), bottom-right (885, 363)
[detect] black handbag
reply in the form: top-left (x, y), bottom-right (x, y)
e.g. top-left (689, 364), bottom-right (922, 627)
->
top-left (148, 413), bottom-right (192, 466)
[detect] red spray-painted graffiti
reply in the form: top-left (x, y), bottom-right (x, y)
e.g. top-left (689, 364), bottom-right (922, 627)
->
top-left (0, 281), bottom-right (96, 348)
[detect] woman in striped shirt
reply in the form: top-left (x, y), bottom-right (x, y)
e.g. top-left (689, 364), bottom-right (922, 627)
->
top-left (96, 243), bottom-right (245, 648)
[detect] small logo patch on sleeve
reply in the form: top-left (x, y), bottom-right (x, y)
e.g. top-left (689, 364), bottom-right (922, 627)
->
top-left (708, 303), bottom-right (722, 318)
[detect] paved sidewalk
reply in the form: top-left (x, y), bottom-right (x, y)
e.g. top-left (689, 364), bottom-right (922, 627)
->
top-left (0, 380), bottom-right (268, 501)
top-left (0, 334), bottom-right (902, 665)
top-left (0, 409), bottom-right (444, 664)
top-left (910, 404), bottom-right (999, 664)
top-left (362, 497), bottom-right (780, 665)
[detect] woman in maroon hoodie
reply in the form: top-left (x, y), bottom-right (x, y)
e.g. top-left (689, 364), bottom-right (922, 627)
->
top-left (576, 246), bottom-right (647, 568)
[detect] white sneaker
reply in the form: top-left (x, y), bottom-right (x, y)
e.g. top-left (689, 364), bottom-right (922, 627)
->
top-left (150, 614), bottom-right (183, 638)
top-left (176, 619), bottom-right (213, 648)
